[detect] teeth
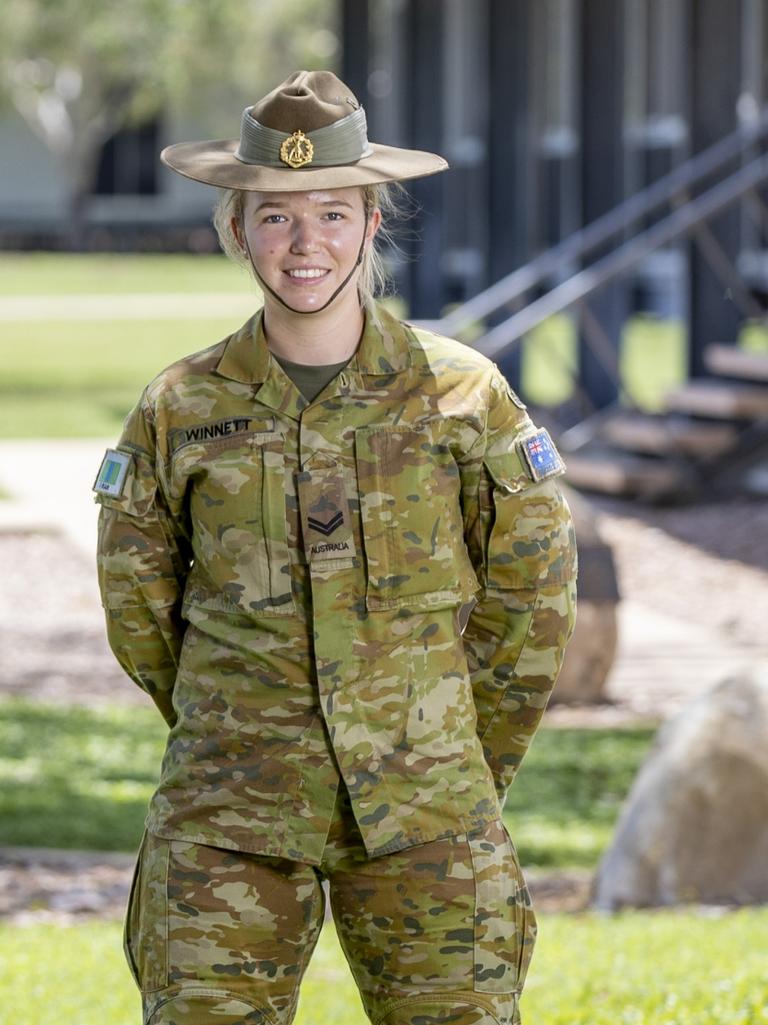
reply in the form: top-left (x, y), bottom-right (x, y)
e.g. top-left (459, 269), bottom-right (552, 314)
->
top-left (287, 268), bottom-right (327, 279)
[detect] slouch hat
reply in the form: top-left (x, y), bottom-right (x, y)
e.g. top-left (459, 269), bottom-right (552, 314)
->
top-left (161, 69), bottom-right (448, 191)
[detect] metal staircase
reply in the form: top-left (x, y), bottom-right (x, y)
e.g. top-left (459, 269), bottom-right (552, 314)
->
top-left (424, 112), bottom-right (768, 502)
top-left (561, 345), bottom-right (768, 501)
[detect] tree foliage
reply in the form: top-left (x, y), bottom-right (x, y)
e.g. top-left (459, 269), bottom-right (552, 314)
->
top-left (0, 0), bottom-right (338, 240)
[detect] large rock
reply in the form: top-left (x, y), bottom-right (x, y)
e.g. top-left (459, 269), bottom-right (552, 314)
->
top-left (593, 666), bottom-right (768, 908)
top-left (552, 487), bottom-right (619, 703)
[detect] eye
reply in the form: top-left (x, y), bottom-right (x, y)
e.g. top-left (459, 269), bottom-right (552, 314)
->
top-left (324, 210), bottom-right (346, 221)
top-left (262, 213), bottom-right (287, 224)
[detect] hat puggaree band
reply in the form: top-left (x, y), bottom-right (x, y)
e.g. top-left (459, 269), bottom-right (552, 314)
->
top-left (236, 106), bottom-right (373, 169)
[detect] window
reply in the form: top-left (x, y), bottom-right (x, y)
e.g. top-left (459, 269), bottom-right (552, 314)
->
top-left (94, 119), bottom-right (160, 196)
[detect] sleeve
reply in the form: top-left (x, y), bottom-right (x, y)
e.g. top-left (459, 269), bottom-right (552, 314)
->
top-left (94, 394), bottom-right (191, 727)
top-left (460, 369), bottom-right (577, 800)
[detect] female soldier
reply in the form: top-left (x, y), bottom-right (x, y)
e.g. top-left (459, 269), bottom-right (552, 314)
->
top-left (94, 70), bottom-right (576, 1025)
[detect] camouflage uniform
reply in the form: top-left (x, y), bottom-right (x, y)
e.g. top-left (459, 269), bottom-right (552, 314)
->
top-left (96, 300), bottom-right (576, 1024)
top-left (125, 788), bottom-right (536, 1025)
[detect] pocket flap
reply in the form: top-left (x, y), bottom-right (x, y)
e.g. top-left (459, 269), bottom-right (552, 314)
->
top-left (483, 449), bottom-right (533, 495)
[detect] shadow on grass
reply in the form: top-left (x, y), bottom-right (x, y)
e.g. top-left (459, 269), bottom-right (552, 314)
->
top-left (0, 785), bottom-right (149, 851)
top-left (0, 699), bottom-right (166, 851)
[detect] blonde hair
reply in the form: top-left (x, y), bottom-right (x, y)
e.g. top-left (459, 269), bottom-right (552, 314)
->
top-left (212, 183), bottom-right (407, 307)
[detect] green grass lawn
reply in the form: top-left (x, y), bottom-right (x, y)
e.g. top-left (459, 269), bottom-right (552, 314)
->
top-left (1, 306), bottom-right (684, 438)
top-left (503, 726), bottom-right (654, 867)
top-left (0, 253), bottom-right (250, 294)
top-left (0, 319), bottom-right (254, 438)
top-left (0, 253), bottom-right (260, 436)
top-left (0, 252), bottom-right (733, 438)
top-left (0, 697), bottom-right (654, 867)
top-left (2, 909), bottom-right (766, 1025)
top-left (0, 699), bottom-right (164, 852)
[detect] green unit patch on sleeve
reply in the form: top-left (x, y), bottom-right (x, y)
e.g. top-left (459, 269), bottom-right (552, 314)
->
top-left (93, 448), bottom-right (132, 497)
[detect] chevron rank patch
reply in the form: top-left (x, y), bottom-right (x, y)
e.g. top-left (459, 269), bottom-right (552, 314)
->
top-left (307, 510), bottom-right (344, 536)
top-left (518, 428), bottom-right (565, 482)
top-left (93, 448), bottom-right (132, 497)
top-left (297, 461), bottom-right (357, 563)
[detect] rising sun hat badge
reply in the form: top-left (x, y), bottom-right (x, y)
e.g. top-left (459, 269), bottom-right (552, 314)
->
top-left (279, 130), bottom-right (314, 168)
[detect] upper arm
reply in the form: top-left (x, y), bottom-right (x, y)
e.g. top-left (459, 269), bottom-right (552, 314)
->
top-left (461, 369), bottom-right (577, 596)
top-left (94, 397), bottom-right (190, 609)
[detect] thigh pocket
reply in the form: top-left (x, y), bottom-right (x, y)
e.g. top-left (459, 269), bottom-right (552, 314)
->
top-left (124, 831), bottom-right (170, 993)
top-left (469, 821), bottom-right (537, 994)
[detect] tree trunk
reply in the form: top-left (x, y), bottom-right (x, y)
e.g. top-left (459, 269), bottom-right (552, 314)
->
top-left (63, 143), bottom-right (101, 251)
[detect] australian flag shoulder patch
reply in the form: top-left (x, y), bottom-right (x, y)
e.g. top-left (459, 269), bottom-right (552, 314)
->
top-left (518, 428), bottom-right (565, 483)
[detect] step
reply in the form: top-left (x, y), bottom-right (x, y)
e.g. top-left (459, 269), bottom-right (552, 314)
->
top-left (664, 379), bottom-right (768, 420)
top-left (565, 451), bottom-right (693, 499)
top-left (704, 344), bottom-right (768, 382)
top-left (600, 412), bottom-right (738, 459)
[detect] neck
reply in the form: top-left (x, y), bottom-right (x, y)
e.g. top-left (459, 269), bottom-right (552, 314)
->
top-left (262, 290), bottom-right (366, 365)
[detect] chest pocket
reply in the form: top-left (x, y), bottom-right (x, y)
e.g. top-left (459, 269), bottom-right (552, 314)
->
top-left (173, 431), bottom-right (294, 617)
top-left (355, 424), bottom-right (478, 611)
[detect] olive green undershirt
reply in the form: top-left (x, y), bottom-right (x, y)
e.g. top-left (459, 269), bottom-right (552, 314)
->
top-left (274, 353), bottom-right (353, 404)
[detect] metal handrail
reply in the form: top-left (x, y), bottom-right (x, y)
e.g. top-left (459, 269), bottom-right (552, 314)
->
top-left (475, 152), bottom-right (768, 359)
top-left (434, 109), bottom-right (768, 338)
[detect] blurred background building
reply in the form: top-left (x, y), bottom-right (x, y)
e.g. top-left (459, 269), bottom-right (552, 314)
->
top-left (3, 0), bottom-right (768, 486)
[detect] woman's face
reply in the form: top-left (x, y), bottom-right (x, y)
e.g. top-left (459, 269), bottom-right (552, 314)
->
top-left (232, 186), bottom-right (381, 315)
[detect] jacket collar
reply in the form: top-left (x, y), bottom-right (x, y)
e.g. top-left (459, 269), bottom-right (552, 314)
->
top-left (351, 300), bottom-right (413, 375)
top-left (214, 299), bottom-right (412, 385)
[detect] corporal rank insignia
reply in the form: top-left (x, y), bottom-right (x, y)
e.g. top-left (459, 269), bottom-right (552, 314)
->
top-left (307, 510), bottom-right (344, 536)
top-left (298, 462), bottom-right (357, 563)
top-left (93, 448), bottom-right (131, 496)
top-left (519, 428), bottom-right (565, 482)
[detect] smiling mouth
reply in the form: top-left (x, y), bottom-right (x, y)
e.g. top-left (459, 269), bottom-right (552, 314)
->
top-left (285, 268), bottom-right (330, 281)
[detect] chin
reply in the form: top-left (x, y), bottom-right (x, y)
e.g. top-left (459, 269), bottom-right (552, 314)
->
top-left (281, 292), bottom-right (331, 313)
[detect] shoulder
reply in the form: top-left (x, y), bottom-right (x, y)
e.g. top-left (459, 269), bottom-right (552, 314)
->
top-left (400, 317), bottom-right (526, 416)
top-left (143, 336), bottom-right (231, 410)
top-left (403, 319), bottom-right (498, 378)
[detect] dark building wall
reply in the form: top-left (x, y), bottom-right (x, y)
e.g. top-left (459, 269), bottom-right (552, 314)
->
top-left (577, 0), bottom-right (628, 409)
top-left (688, 0), bottom-right (745, 374)
top-left (343, 0), bottom-right (761, 407)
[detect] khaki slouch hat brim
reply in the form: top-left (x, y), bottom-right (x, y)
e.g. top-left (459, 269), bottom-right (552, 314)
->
top-left (160, 70), bottom-right (448, 191)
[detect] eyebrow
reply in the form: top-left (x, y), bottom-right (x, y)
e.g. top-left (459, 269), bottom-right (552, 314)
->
top-left (254, 198), bottom-right (356, 211)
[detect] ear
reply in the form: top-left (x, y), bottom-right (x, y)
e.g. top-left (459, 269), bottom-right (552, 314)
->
top-left (365, 206), bottom-right (382, 243)
top-left (231, 214), bottom-right (244, 250)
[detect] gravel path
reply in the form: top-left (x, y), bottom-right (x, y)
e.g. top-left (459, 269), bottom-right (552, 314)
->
top-left (0, 531), bottom-right (145, 708)
top-left (593, 494), bottom-right (768, 646)
top-left (0, 846), bottom-right (592, 925)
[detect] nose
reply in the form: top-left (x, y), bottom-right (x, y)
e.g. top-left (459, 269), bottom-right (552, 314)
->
top-left (290, 216), bottom-right (320, 254)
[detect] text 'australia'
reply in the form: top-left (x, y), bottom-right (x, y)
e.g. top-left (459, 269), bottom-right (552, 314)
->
top-left (311, 541), bottom-right (351, 555)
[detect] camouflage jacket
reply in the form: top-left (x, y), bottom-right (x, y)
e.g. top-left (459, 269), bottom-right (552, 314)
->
top-left (95, 300), bottom-right (577, 862)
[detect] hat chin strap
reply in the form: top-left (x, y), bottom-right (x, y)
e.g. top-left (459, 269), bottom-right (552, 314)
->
top-left (242, 218), bottom-right (368, 316)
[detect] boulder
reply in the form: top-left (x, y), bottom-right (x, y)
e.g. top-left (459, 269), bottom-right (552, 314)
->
top-left (593, 665), bottom-right (768, 908)
top-left (552, 487), bottom-right (619, 703)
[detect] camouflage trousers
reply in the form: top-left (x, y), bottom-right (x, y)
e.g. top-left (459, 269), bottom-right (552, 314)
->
top-left (124, 788), bottom-right (536, 1025)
